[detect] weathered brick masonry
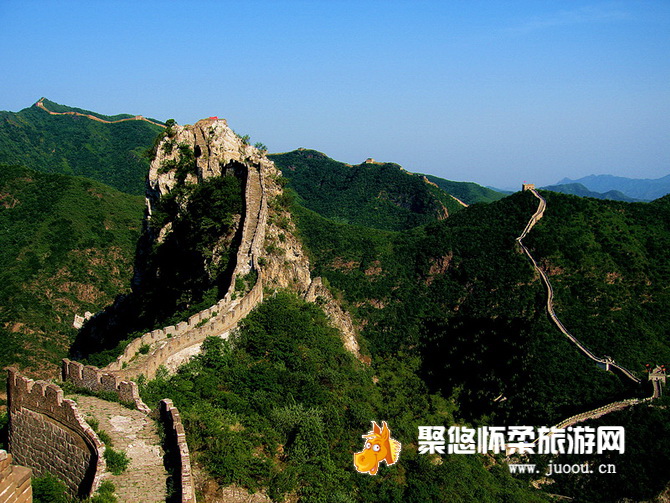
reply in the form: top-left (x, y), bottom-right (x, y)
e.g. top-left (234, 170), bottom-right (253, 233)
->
top-left (0, 450), bottom-right (32, 503)
top-left (61, 359), bottom-right (151, 414)
top-left (6, 369), bottom-right (105, 498)
top-left (160, 399), bottom-right (195, 503)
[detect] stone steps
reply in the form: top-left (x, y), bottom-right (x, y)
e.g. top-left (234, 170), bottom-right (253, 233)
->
top-left (73, 396), bottom-right (168, 503)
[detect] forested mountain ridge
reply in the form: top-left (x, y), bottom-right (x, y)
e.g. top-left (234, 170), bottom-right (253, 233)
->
top-left (0, 98), bottom-right (163, 194)
top-left (270, 149), bottom-right (468, 231)
top-left (0, 163), bottom-right (144, 377)
top-left (421, 173), bottom-right (507, 204)
top-left (2, 99), bottom-right (670, 501)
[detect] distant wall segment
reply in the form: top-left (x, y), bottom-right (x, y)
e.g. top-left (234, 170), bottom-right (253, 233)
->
top-left (6, 368), bottom-right (105, 499)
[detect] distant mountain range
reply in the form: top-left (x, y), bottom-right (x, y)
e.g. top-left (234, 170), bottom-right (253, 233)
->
top-left (540, 183), bottom-right (640, 202)
top-left (555, 174), bottom-right (670, 201)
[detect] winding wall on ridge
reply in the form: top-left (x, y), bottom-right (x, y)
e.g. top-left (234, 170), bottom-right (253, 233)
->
top-left (516, 188), bottom-right (656, 430)
top-left (102, 118), bottom-right (268, 382)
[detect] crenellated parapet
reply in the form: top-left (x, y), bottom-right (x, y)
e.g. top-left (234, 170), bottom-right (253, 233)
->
top-left (103, 299), bottom-right (229, 373)
top-left (61, 359), bottom-right (150, 414)
top-left (105, 279), bottom-right (264, 381)
top-left (6, 368), bottom-right (106, 499)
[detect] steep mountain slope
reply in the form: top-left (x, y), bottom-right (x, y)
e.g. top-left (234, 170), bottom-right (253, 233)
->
top-left (541, 182), bottom-right (639, 202)
top-left (293, 189), bottom-right (670, 501)
top-left (556, 173), bottom-right (670, 201)
top-left (0, 98), bottom-right (163, 194)
top-left (524, 192), bottom-right (670, 371)
top-left (4, 98), bottom-right (669, 501)
top-left (0, 164), bottom-right (144, 376)
top-left (421, 173), bottom-right (506, 204)
top-left (70, 121), bottom-right (549, 502)
top-left (269, 149), bottom-right (463, 231)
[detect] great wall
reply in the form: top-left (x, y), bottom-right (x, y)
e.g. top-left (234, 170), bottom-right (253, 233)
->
top-left (6, 368), bottom-right (106, 499)
top-left (4, 114), bottom-right (359, 502)
top-left (517, 185), bottom-right (664, 432)
top-left (4, 107), bottom-right (665, 501)
top-left (36, 98), bottom-right (165, 128)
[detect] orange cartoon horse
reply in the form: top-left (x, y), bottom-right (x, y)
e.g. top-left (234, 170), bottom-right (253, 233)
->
top-left (353, 421), bottom-right (401, 475)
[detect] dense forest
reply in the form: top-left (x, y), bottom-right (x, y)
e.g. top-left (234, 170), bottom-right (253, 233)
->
top-left (2, 100), bottom-right (670, 502)
top-left (0, 99), bottom-right (162, 194)
top-left (0, 163), bottom-right (144, 375)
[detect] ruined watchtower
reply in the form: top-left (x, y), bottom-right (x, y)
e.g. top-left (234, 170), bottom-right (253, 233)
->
top-left (649, 365), bottom-right (667, 384)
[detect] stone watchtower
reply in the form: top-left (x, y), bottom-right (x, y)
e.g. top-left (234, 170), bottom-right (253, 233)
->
top-left (522, 183), bottom-right (535, 191)
top-left (649, 365), bottom-right (667, 384)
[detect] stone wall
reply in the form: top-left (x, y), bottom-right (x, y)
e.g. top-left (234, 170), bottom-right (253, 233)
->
top-left (160, 400), bottom-right (195, 503)
top-left (103, 300), bottom-right (230, 372)
top-left (0, 450), bottom-right (32, 503)
top-left (102, 135), bottom-right (269, 381)
top-left (61, 359), bottom-right (151, 414)
top-left (6, 369), bottom-right (105, 499)
top-left (110, 278), bottom-right (264, 381)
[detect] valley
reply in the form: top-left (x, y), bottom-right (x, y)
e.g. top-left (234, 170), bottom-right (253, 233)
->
top-left (0, 100), bottom-right (669, 503)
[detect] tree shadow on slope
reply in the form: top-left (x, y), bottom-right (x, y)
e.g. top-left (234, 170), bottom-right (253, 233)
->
top-left (70, 175), bottom-right (244, 365)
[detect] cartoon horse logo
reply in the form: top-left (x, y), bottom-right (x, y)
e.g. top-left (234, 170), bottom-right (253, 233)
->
top-left (353, 421), bottom-right (401, 475)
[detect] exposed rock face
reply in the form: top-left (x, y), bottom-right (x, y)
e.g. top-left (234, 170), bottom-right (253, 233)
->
top-left (147, 118), bottom-right (271, 228)
top-left (144, 117), bottom-right (360, 359)
top-left (260, 166), bottom-right (361, 356)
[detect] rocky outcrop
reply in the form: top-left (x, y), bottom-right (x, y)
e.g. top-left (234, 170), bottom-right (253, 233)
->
top-left (113, 117), bottom-right (360, 374)
top-left (259, 164), bottom-right (361, 357)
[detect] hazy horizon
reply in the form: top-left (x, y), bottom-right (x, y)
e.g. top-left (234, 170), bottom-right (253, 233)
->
top-left (1, 1), bottom-right (668, 188)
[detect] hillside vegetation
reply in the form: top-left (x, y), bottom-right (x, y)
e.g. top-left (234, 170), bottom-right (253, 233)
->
top-left (0, 99), bottom-right (162, 195)
top-left (4, 98), bottom-right (670, 501)
top-left (141, 292), bottom-right (549, 503)
top-left (0, 163), bottom-right (144, 375)
top-left (269, 149), bottom-right (464, 231)
top-left (421, 173), bottom-right (506, 204)
top-left (290, 189), bottom-right (670, 501)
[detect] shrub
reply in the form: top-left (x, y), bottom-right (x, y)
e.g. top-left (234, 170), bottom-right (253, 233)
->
top-left (104, 447), bottom-right (130, 475)
top-left (32, 473), bottom-right (69, 503)
top-left (88, 481), bottom-right (117, 503)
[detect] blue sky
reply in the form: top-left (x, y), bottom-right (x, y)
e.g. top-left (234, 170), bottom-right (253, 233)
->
top-left (1, 1), bottom-right (668, 188)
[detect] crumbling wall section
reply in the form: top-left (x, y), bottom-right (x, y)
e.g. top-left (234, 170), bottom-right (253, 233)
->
top-left (6, 369), bottom-right (105, 499)
top-left (160, 399), bottom-right (195, 503)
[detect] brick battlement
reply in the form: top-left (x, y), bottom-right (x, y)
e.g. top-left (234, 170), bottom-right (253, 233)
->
top-left (7, 368), bottom-right (105, 498)
top-left (107, 279), bottom-right (263, 381)
top-left (61, 359), bottom-right (150, 414)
